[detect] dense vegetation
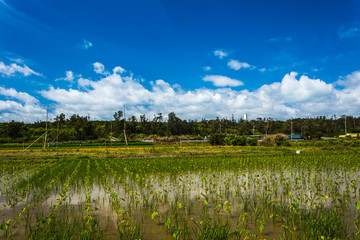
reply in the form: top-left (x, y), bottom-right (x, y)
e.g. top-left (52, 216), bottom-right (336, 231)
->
top-left (1, 112), bottom-right (360, 143)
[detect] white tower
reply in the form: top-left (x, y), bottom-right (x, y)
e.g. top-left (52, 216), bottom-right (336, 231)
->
top-left (244, 113), bottom-right (247, 121)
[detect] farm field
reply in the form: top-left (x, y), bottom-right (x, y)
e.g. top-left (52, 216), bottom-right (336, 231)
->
top-left (0, 146), bottom-right (360, 239)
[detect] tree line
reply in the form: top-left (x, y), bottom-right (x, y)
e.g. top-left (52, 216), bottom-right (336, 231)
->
top-left (0, 112), bottom-right (359, 143)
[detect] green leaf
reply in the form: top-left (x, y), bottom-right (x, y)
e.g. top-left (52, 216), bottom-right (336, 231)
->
top-left (246, 230), bottom-right (255, 237)
top-left (356, 201), bottom-right (360, 210)
top-left (151, 211), bottom-right (158, 220)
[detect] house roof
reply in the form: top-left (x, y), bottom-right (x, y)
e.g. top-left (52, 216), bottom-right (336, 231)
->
top-left (285, 134), bottom-right (302, 139)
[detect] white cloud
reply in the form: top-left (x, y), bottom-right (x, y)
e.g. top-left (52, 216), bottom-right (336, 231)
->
top-left (81, 39), bottom-right (93, 49)
top-left (38, 69), bottom-right (344, 121)
top-left (8, 58), bottom-right (24, 64)
top-left (258, 68), bottom-right (266, 72)
top-left (339, 27), bottom-right (359, 39)
top-left (203, 66), bottom-right (211, 71)
top-left (56, 71), bottom-right (75, 82)
top-left (3, 62), bottom-right (360, 122)
top-left (214, 50), bottom-right (228, 59)
top-left (0, 61), bottom-right (41, 77)
top-left (279, 72), bottom-right (333, 103)
top-left (336, 71), bottom-right (360, 87)
top-left (0, 86), bottom-right (45, 122)
top-left (203, 75), bottom-right (244, 87)
top-left (41, 69), bottom-right (152, 119)
top-left (113, 66), bottom-right (125, 74)
top-left (0, 86), bottom-right (38, 104)
top-left (93, 62), bottom-right (109, 75)
top-left (65, 71), bottom-right (74, 81)
top-left (78, 77), bottom-right (92, 88)
top-left (227, 59), bottom-right (251, 70)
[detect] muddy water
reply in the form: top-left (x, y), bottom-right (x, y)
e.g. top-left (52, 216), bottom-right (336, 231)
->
top-left (1, 167), bottom-right (359, 239)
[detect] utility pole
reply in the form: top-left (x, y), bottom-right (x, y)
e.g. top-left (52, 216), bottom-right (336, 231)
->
top-left (291, 121), bottom-right (293, 141)
top-left (124, 105), bottom-right (129, 150)
top-left (110, 121), bottom-right (113, 147)
top-left (252, 123), bottom-right (255, 136)
top-left (43, 105), bottom-right (49, 150)
top-left (345, 115), bottom-right (347, 136)
top-left (56, 118), bottom-right (59, 151)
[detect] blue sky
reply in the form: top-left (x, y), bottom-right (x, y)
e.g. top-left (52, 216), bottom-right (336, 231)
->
top-left (1, 0), bottom-right (360, 122)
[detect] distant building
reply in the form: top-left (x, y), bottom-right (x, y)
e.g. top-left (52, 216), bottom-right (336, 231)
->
top-left (253, 135), bottom-right (264, 140)
top-left (284, 134), bottom-right (303, 140)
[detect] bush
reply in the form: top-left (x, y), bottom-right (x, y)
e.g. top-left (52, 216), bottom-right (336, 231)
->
top-left (210, 134), bottom-right (258, 146)
top-left (209, 133), bottom-right (226, 146)
top-left (233, 136), bottom-right (247, 146)
top-left (282, 141), bottom-right (291, 147)
top-left (224, 135), bottom-right (235, 145)
top-left (350, 139), bottom-right (360, 147)
top-left (247, 137), bottom-right (258, 146)
top-left (259, 134), bottom-right (289, 147)
top-left (222, 135), bottom-right (247, 146)
top-left (224, 134), bottom-right (246, 146)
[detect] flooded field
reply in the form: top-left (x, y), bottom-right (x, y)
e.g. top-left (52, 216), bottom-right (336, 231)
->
top-left (1, 151), bottom-right (360, 239)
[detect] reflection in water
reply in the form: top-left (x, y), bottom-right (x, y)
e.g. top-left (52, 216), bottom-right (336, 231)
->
top-left (0, 153), bottom-right (359, 239)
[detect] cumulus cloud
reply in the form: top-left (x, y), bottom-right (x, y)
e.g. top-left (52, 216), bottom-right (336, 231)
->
top-left (51, 68), bottom-right (352, 120)
top-left (81, 39), bottom-right (93, 49)
top-left (227, 60), bottom-right (251, 70)
top-left (214, 50), bottom-right (228, 59)
top-left (93, 62), bottom-right (109, 75)
top-left (338, 27), bottom-right (359, 39)
top-left (41, 67), bottom-right (317, 120)
top-left (56, 71), bottom-right (75, 82)
top-left (40, 69), bottom-right (152, 119)
top-left (0, 61), bottom-right (41, 77)
top-left (113, 66), bottom-right (125, 74)
top-left (77, 77), bottom-right (92, 88)
top-left (203, 75), bottom-right (244, 87)
top-left (3, 61), bottom-right (360, 122)
top-left (279, 72), bottom-right (333, 103)
top-left (336, 71), bottom-right (360, 87)
top-left (0, 86), bottom-right (38, 104)
top-left (0, 86), bottom-right (45, 122)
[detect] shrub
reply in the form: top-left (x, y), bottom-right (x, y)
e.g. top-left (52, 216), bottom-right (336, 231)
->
top-left (350, 139), bottom-right (360, 147)
top-left (233, 136), bottom-right (247, 146)
top-left (259, 134), bottom-right (289, 147)
top-left (282, 141), bottom-right (291, 147)
top-left (247, 137), bottom-right (258, 146)
top-left (223, 135), bottom-right (247, 146)
top-left (209, 133), bottom-right (226, 146)
top-left (224, 135), bottom-right (235, 145)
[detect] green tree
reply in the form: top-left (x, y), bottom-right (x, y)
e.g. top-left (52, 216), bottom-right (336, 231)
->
top-left (168, 112), bottom-right (183, 135)
top-left (113, 111), bottom-right (123, 121)
top-left (209, 133), bottom-right (225, 145)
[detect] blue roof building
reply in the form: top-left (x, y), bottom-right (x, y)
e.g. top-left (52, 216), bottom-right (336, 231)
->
top-left (285, 134), bottom-right (302, 140)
